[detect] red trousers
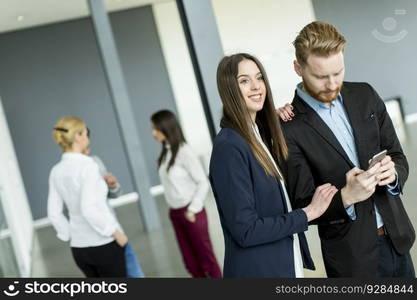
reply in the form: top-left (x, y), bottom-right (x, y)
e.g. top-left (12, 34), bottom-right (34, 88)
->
top-left (169, 206), bottom-right (222, 278)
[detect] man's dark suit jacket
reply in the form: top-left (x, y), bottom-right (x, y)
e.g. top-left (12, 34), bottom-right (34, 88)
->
top-left (209, 126), bottom-right (315, 277)
top-left (282, 82), bottom-right (415, 277)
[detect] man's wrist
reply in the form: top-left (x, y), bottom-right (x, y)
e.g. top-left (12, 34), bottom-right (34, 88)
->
top-left (386, 171), bottom-right (398, 188)
top-left (341, 187), bottom-right (353, 208)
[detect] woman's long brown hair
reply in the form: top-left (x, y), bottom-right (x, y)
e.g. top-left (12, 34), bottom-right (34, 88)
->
top-left (216, 53), bottom-right (288, 179)
top-left (151, 110), bottom-right (186, 171)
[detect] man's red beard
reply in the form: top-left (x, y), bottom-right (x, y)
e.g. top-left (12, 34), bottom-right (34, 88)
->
top-left (303, 82), bottom-right (343, 103)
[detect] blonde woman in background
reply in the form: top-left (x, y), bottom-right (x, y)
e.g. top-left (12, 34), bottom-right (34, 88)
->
top-left (84, 135), bottom-right (145, 278)
top-left (47, 116), bottom-right (127, 277)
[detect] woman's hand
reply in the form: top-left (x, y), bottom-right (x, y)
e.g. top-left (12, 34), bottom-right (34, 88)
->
top-left (302, 184), bottom-right (338, 222)
top-left (112, 230), bottom-right (128, 247)
top-left (275, 103), bottom-right (294, 122)
top-left (184, 210), bottom-right (196, 223)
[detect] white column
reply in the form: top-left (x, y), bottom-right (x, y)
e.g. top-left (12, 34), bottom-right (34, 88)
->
top-left (211, 0), bottom-right (316, 105)
top-left (0, 96), bottom-right (34, 277)
top-left (152, 1), bottom-right (213, 171)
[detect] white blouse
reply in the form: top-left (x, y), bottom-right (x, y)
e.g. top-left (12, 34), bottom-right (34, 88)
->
top-left (253, 125), bottom-right (304, 278)
top-left (47, 153), bottom-right (122, 248)
top-left (158, 144), bottom-right (209, 213)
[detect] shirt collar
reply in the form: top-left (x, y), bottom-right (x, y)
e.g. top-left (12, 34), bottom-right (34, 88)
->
top-left (296, 82), bottom-right (343, 110)
top-left (62, 152), bottom-right (89, 160)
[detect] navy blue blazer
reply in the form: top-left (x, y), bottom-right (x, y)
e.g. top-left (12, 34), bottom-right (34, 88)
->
top-left (209, 126), bottom-right (315, 278)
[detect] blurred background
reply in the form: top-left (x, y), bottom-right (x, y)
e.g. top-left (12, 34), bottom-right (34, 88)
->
top-left (0, 0), bottom-right (416, 277)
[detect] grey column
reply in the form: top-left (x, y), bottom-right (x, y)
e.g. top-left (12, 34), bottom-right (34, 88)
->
top-left (176, 0), bottom-right (224, 137)
top-left (87, 0), bottom-right (161, 231)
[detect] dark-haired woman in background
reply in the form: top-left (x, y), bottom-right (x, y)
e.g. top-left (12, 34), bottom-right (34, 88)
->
top-left (210, 53), bottom-right (338, 277)
top-left (150, 110), bottom-right (222, 278)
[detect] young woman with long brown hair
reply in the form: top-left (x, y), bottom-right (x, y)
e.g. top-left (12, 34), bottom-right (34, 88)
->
top-left (209, 53), bottom-right (338, 277)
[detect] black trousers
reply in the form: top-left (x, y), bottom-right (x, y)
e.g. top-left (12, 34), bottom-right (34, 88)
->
top-left (71, 241), bottom-right (126, 277)
top-left (376, 235), bottom-right (415, 278)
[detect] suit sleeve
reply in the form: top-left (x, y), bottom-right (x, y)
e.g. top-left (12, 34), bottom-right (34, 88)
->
top-left (283, 130), bottom-right (351, 225)
top-left (368, 83), bottom-right (409, 193)
top-left (209, 140), bottom-right (308, 248)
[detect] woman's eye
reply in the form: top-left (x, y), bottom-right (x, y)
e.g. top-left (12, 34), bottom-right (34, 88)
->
top-left (239, 79), bottom-right (248, 84)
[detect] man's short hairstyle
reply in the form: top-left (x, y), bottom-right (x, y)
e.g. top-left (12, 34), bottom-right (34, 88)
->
top-left (293, 21), bottom-right (346, 66)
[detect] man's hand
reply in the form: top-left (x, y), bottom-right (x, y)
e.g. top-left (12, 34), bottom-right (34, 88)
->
top-left (341, 163), bottom-right (382, 207)
top-left (275, 103), bottom-right (294, 122)
top-left (377, 155), bottom-right (396, 186)
top-left (104, 173), bottom-right (118, 189)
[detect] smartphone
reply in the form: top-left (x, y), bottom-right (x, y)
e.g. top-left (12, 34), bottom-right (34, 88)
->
top-left (368, 150), bottom-right (387, 170)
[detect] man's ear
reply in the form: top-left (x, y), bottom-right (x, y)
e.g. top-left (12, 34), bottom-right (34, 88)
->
top-left (294, 60), bottom-right (302, 76)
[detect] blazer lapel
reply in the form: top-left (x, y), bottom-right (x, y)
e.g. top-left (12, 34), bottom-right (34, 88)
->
top-left (340, 86), bottom-right (369, 169)
top-left (292, 94), bottom-right (355, 168)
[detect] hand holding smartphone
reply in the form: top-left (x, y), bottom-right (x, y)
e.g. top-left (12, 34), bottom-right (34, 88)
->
top-left (368, 150), bottom-right (387, 170)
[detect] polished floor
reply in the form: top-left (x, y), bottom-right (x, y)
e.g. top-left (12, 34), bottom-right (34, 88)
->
top-left (31, 122), bottom-right (417, 278)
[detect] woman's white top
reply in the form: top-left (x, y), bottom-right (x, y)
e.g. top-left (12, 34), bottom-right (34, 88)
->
top-left (158, 144), bottom-right (209, 213)
top-left (91, 155), bottom-right (122, 198)
top-left (47, 153), bottom-right (122, 248)
top-left (253, 124), bottom-right (304, 278)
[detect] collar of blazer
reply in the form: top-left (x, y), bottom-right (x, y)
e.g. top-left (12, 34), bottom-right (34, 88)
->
top-left (291, 83), bottom-right (369, 169)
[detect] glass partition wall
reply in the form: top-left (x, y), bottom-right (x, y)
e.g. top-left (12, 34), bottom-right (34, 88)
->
top-left (0, 194), bottom-right (19, 277)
